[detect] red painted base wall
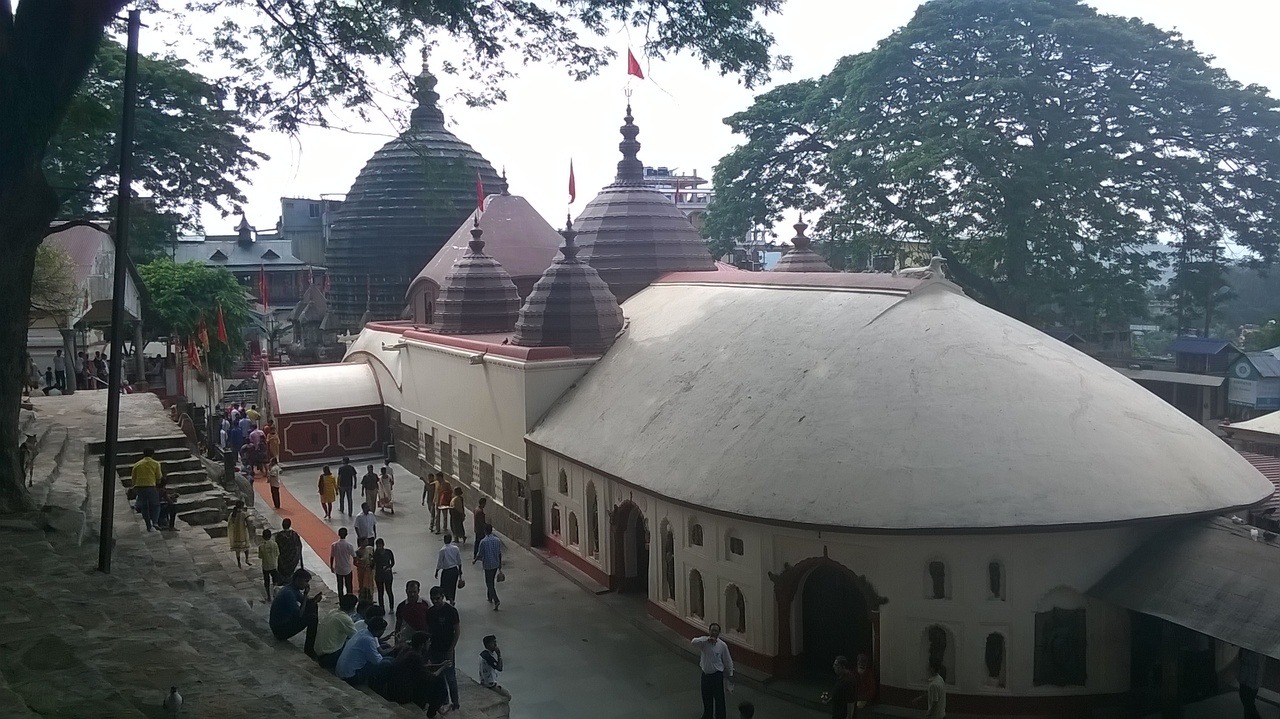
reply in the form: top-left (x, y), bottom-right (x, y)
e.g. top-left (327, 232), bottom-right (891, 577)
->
top-left (278, 405), bottom-right (384, 464)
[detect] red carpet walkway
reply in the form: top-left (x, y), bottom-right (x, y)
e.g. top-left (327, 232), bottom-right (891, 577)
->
top-left (253, 474), bottom-right (338, 561)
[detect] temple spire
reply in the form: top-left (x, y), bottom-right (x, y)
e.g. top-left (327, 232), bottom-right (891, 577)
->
top-left (614, 103), bottom-right (644, 185)
top-left (410, 49), bottom-right (445, 128)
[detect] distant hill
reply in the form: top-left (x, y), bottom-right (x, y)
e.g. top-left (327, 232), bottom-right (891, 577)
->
top-left (1222, 266), bottom-right (1280, 327)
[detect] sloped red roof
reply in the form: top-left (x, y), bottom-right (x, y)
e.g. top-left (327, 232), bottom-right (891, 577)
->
top-left (1239, 451), bottom-right (1280, 512)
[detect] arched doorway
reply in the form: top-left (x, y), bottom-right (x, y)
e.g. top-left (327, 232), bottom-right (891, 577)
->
top-left (774, 557), bottom-right (882, 683)
top-left (611, 501), bottom-right (649, 593)
top-left (800, 564), bottom-right (874, 675)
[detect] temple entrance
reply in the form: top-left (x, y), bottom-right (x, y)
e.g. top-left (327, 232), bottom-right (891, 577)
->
top-left (611, 501), bottom-right (649, 594)
top-left (800, 563), bottom-right (874, 676)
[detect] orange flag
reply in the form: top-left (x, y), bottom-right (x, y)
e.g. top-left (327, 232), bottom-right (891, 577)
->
top-left (569, 159), bottom-right (576, 204)
top-left (187, 337), bottom-right (202, 372)
top-left (216, 305), bottom-right (228, 344)
top-left (197, 315), bottom-right (210, 351)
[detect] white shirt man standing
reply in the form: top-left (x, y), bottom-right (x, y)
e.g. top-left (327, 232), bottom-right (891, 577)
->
top-left (354, 504), bottom-right (377, 543)
top-left (434, 534), bottom-right (464, 605)
top-left (692, 622), bottom-right (734, 719)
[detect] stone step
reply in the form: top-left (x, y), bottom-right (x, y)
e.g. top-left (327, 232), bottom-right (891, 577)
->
top-left (87, 434), bottom-right (188, 455)
top-left (117, 469), bottom-right (208, 488)
top-left (179, 507), bottom-right (224, 526)
top-left (114, 446), bottom-right (192, 464)
top-left (114, 456), bottom-right (203, 476)
top-left (169, 481), bottom-right (219, 496)
top-left (174, 491), bottom-right (228, 513)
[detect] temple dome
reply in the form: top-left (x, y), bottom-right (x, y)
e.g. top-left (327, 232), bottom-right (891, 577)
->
top-left (513, 219), bottom-right (624, 355)
top-left (431, 220), bottom-right (522, 334)
top-left (406, 191), bottom-right (564, 324)
top-left (528, 274), bottom-right (1272, 531)
top-left (574, 105), bottom-right (715, 302)
top-left (323, 66), bottom-right (503, 330)
top-left (771, 218), bottom-right (833, 273)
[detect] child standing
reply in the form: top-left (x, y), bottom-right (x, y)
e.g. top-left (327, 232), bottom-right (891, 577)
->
top-left (227, 501), bottom-right (252, 568)
top-left (318, 465), bottom-right (337, 519)
top-left (479, 635), bottom-right (512, 700)
top-left (258, 528), bottom-right (279, 601)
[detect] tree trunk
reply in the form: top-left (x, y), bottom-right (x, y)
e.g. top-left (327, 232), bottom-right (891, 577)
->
top-left (0, 221), bottom-right (46, 513)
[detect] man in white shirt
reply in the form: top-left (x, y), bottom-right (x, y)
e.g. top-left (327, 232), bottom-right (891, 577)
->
top-left (329, 527), bottom-right (355, 598)
top-left (434, 533), bottom-right (464, 604)
top-left (925, 658), bottom-right (946, 718)
top-left (354, 503), bottom-right (377, 543)
top-left (692, 622), bottom-right (734, 719)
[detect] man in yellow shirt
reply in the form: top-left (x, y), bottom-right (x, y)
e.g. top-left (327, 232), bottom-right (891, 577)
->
top-left (130, 447), bottom-right (164, 531)
top-left (246, 404), bottom-right (261, 423)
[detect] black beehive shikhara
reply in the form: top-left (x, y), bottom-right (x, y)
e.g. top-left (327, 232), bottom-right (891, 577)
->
top-left (323, 69), bottom-right (503, 330)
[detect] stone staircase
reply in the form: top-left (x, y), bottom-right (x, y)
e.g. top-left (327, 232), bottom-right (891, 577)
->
top-left (103, 437), bottom-right (239, 538)
top-left (2, 406), bottom-right (509, 719)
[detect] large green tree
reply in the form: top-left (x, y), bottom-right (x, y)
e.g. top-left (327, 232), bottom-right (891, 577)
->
top-left (44, 37), bottom-right (263, 262)
top-left (0, 0), bottom-right (789, 512)
top-left (137, 260), bottom-right (252, 374)
top-left (708, 0), bottom-right (1280, 331)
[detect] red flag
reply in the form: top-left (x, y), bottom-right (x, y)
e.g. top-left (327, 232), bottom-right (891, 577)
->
top-left (187, 337), bottom-right (202, 372)
top-left (476, 172), bottom-right (486, 213)
top-left (197, 315), bottom-right (210, 351)
top-left (627, 49), bottom-right (644, 79)
top-left (568, 159), bottom-right (576, 204)
top-left (258, 265), bottom-right (269, 308)
top-left (216, 305), bottom-right (228, 344)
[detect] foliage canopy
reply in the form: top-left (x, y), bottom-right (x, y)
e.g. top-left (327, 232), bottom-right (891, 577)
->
top-left (708, 0), bottom-right (1280, 328)
top-left (137, 260), bottom-right (252, 374)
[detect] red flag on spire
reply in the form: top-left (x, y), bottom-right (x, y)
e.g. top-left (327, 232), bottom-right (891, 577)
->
top-left (568, 159), bottom-right (576, 204)
top-left (476, 172), bottom-right (486, 213)
top-left (627, 49), bottom-right (645, 79)
top-left (216, 305), bottom-right (228, 344)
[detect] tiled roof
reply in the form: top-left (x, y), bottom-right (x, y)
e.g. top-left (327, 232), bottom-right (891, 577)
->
top-left (1245, 352), bottom-right (1280, 379)
top-left (1168, 336), bottom-right (1237, 355)
top-left (172, 238), bottom-right (309, 269)
top-left (1239, 451), bottom-right (1280, 513)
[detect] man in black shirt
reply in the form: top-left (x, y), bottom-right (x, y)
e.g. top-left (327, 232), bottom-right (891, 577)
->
top-left (361, 464), bottom-right (380, 513)
top-left (337, 457), bottom-right (357, 516)
top-left (825, 655), bottom-right (857, 719)
top-left (425, 586), bottom-right (461, 711)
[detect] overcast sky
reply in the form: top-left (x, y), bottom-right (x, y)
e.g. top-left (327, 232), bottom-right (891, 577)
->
top-left (174, 0), bottom-right (1280, 239)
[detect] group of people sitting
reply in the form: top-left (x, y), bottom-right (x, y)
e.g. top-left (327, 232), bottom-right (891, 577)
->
top-left (269, 571), bottom-right (507, 716)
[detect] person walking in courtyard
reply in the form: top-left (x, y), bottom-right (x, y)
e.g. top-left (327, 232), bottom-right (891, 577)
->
top-left (373, 538), bottom-right (396, 609)
top-left (434, 476), bottom-right (451, 535)
top-left (330, 527), bottom-right (356, 598)
top-left (227, 501), bottom-right (252, 568)
top-left (276, 517), bottom-right (304, 578)
top-left (823, 655), bottom-right (857, 718)
top-left (337, 457), bottom-right (357, 515)
top-left (266, 457), bottom-right (283, 509)
top-left (472, 498), bottom-right (488, 561)
top-left (130, 446), bottom-right (164, 531)
top-left (692, 623), bottom-right (734, 719)
top-left (355, 502), bottom-right (378, 544)
top-left (270, 568), bottom-right (322, 656)
top-left (318, 465), bottom-right (337, 519)
top-left (362, 464), bottom-right (380, 512)
top-left (266, 422), bottom-right (280, 463)
top-left (425, 586), bottom-right (462, 710)
top-left (434, 534), bottom-right (463, 604)
top-left (474, 524), bottom-right (503, 610)
top-left (378, 464), bottom-right (395, 514)
top-left (478, 634), bottom-right (512, 700)
top-left (355, 537), bottom-right (377, 604)
top-left (53, 349), bottom-right (67, 391)
top-left (918, 658), bottom-right (946, 719)
top-left (449, 487), bottom-right (466, 544)
top-left (258, 528), bottom-right (280, 601)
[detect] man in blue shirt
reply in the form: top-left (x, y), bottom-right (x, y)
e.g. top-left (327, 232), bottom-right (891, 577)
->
top-left (474, 524), bottom-right (503, 610)
top-left (336, 616), bottom-right (392, 686)
top-left (270, 569), bottom-right (322, 656)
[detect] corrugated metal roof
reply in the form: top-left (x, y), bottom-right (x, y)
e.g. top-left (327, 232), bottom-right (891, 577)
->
top-left (1228, 411), bottom-right (1280, 438)
top-left (1168, 336), bottom-right (1236, 355)
top-left (1114, 367), bottom-right (1226, 387)
top-left (1239, 451), bottom-right (1280, 512)
top-left (172, 238), bottom-right (309, 269)
top-left (1245, 352), bottom-right (1280, 378)
top-left (1090, 517), bottom-right (1280, 659)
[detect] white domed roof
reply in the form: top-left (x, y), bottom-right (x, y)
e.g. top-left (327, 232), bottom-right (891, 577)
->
top-left (527, 274), bottom-right (1272, 531)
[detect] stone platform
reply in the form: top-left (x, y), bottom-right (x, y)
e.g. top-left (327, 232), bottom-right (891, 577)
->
top-left (0, 393), bottom-right (507, 718)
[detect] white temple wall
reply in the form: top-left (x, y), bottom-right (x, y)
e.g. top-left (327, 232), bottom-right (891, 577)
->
top-left (536, 450), bottom-right (1161, 699)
